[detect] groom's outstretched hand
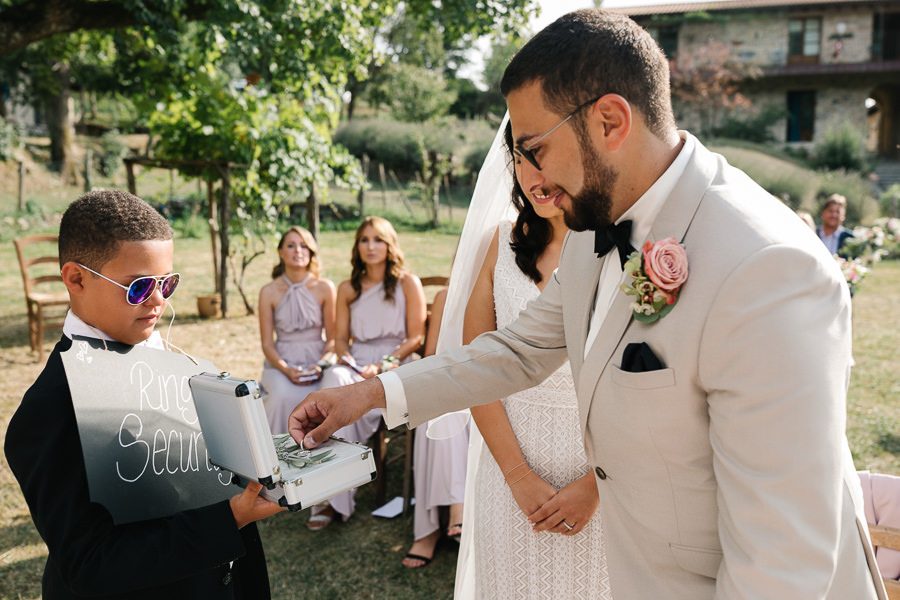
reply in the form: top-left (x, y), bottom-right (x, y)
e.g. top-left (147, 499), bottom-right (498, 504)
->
top-left (288, 377), bottom-right (386, 448)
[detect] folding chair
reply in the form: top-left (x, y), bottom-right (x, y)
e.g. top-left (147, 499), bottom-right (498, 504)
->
top-left (14, 234), bottom-right (69, 362)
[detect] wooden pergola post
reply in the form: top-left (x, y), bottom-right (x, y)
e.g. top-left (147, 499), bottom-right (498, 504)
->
top-left (306, 180), bottom-right (319, 241)
top-left (357, 154), bottom-right (369, 216)
top-left (218, 165), bottom-right (231, 317)
top-left (125, 159), bottom-right (136, 195)
top-left (206, 179), bottom-right (220, 294)
top-left (17, 160), bottom-right (25, 211)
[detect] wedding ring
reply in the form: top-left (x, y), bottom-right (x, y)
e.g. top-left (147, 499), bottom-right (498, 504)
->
top-left (562, 520), bottom-right (574, 530)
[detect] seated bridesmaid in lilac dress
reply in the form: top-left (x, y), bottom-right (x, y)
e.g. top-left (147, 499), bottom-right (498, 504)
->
top-left (403, 287), bottom-right (469, 568)
top-left (258, 226), bottom-right (336, 434)
top-left (307, 216), bottom-right (426, 531)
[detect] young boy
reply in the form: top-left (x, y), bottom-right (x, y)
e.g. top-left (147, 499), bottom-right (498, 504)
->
top-left (5, 190), bottom-right (283, 599)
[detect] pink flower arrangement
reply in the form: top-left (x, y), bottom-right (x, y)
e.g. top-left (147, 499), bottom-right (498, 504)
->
top-left (621, 237), bottom-right (688, 323)
top-left (835, 256), bottom-right (868, 296)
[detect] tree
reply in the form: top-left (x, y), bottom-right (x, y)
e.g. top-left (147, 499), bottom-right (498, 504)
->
top-left (0, 0), bottom-right (211, 57)
top-left (146, 53), bottom-right (366, 314)
top-left (0, 0), bottom-right (536, 58)
top-left (0, 0), bottom-right (537, 177)
top-left (373, 62), bottom-right (457, 122)
top-left (347, 2), bottom-right (536, 120)
top-left (0, 30), bottom-right (118, 180)
top-left (0, 0), bottom-right (537, 310)
top-left (669, 40), bottom-right (761, 136)
top-left (480, 32), bottom-right (529, 117)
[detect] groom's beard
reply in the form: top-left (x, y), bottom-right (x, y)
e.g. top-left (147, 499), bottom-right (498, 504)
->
top-left (563, 131), bottom-right (618, 232)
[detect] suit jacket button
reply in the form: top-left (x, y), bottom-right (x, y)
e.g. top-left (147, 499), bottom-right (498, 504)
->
top-left (594, 466), bottom-right (607, 480)
top-left (222, 572), bottom-right (232, 586)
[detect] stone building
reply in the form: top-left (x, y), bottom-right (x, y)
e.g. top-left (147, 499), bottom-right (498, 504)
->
top-left (612, 0), bottom-right (900, 160)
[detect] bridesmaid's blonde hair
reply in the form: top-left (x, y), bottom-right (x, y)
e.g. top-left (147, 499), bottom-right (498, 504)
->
top-left (271, 226), bottom-right (321, 279)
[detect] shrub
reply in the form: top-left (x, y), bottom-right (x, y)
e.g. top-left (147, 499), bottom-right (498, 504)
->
top-left (814, 121), bottom-right (864, 172)
top-left (335, 120), bottom-right (427, 176)
top-left (389, 64), bottom-right (457, 123)
top-left (879, 184), bottom-right (900, 218)
top-left (448, 78), bottom-right (483, 120)
top-left (98, 129), bottom-right (128, 176)
top-left (717, 146), bottom-right (814, 210)
top-left (0, 117), bottom-right (22, 162)
top-left (782, 145), bottom-right (811, 162)
top-left (712, 105), bottom-right (786, 144)
top-left (464, 136), bottom-right (495, 175)
top-left (713, 143), bottom-right (878, 221)
top-left (334, 117), bottom-right (494, 179)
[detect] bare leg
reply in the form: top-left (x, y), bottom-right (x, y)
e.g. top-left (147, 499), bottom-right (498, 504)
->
top-left (447, 502), bottom-right (464, 541)
top-left (403, 529), bottom-right (440, 568)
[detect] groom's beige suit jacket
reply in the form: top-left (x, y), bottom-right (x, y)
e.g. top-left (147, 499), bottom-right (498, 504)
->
top-left (397, 137), bottom-right (885, 599)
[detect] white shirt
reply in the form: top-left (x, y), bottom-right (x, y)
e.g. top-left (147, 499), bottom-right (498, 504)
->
top-left (63, 310), bottom-right (166, 350)
top-left (379, 133), bottom-right (696, 429)
top-left (818, 227), bottom-right (842, 256)
top-left (583, 133), bottom-right (694, 356)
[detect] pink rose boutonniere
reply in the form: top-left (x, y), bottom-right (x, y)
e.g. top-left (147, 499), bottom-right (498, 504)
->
top-left (620, 237), bottom-right (688, 323)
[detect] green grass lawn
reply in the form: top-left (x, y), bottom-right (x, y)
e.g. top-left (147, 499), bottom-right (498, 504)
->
top-left (846, 260), bottom-right (900, 474)
top-left (1, 155), bottom-right (898, 598)
top-left (0, 221), bottom-right (463, 600)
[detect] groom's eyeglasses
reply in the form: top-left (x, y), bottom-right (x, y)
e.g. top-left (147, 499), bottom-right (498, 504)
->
top-left (78, 263), bottom-right (180, 305)
top-left (514, 95), bottom-right (602, 171)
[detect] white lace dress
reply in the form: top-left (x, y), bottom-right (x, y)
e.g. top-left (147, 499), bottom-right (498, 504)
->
top-left (469, 221), bottom-right (611, 599)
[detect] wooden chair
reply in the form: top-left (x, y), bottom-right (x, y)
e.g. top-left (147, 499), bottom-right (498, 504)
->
top-left (372, 275), bottom-right (449, 516)
top-left (869, 523), bottom-right (900, 599)
top-left (14, 234), bottom-right (70, 362)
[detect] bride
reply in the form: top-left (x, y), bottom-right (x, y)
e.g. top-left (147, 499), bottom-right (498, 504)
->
top-left (437, 116), bottom-right (611, 599)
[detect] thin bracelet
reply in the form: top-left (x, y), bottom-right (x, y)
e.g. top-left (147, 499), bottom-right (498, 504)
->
top-left (504, 461), bottom-right (528, 479)
top-left (507, 469), bottom-right (532, 487)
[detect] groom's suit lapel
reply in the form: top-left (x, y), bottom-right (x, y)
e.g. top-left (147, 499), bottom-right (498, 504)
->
top-left (574, 136), bottom-right (719, 436)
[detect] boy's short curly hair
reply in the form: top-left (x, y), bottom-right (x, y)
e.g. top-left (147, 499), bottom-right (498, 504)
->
top-left (59, 190), bottom-right (173, 270)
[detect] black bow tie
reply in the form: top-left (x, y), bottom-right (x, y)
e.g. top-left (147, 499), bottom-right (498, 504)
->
top-left (594, 220), bottom-right (635, 268)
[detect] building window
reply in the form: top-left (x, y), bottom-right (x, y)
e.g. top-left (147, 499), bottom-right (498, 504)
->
top-left (873, 11), bottom-right (900, 61)
top-left (787, 90), bottom-right (816, 142)
top-left (646, 25), bottom-right (679, 59)
top-left (788, 17), bottom-right (821, 64)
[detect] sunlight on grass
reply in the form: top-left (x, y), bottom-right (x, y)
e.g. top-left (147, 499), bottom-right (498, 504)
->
top-left (1, 217), bottom-right (898, 599)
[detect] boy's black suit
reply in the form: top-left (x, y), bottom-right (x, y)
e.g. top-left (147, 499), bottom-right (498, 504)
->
top-left (5, 337), bottom-right (271, 599)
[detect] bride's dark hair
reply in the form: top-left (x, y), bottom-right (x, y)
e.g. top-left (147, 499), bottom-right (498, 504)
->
top-left (503, 121), bottom-right (552, 284)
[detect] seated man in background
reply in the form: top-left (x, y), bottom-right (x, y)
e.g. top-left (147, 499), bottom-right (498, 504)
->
top-left (817, 193), bottom-right (854, 257)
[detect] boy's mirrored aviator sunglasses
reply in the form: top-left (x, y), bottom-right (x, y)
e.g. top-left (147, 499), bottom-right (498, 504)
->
top-left (77, 263), bottom-right (180, 305)
top-left (514, 95), bottom-right (603, 171)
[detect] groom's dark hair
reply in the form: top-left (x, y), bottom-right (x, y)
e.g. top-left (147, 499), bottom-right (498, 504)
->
top-left (500, 9), bottom-right (675, 140)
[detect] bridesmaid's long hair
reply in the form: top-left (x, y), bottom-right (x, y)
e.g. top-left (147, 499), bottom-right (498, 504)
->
top-left (504, 122), bottom-right (552, 284)
top-left (350, 216), bottom-right (406, 302)
top-left (271, 226), bottom-right (321, 279)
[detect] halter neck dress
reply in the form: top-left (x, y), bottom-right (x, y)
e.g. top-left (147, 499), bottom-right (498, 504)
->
top-left (260, 274), bottom-right (326, 434)
top-left (315, 279), bottom-right (409, 519)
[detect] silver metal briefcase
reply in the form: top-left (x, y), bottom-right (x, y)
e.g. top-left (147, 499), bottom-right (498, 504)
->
top-left (188, 371), bottom-right (376, 511)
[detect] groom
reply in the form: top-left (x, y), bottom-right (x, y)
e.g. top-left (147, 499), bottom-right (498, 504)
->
top-left (290, 10), bottom-right (884, 599)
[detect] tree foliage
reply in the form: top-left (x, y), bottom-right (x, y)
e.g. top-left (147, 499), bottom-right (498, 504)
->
top-left (669, 40), bottom-right (761, 135)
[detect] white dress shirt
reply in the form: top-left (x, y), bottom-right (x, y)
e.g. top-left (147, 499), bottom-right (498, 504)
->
top-left (63, 310), bottom-right (166, 350)
top-left (380, 133), bottom-right (695, 429)
top-left (817, 226), bottom-right (842, 256)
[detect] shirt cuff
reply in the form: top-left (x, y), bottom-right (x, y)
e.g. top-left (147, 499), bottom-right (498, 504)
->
top-left (376, 371), bottom-right (409, 429)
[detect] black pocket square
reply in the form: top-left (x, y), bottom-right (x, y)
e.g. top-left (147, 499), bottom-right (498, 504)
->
top-left (621, 342), bottom-right (665, 373)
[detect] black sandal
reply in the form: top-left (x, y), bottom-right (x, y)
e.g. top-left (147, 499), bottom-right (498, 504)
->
top-left (447, 523), bottom-right (462, 543)
top-left (402, 553), bottom-right (432, 568)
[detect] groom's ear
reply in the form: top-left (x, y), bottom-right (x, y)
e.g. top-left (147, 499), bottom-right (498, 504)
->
top-left (590, 94), bottom-right (631, 152)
